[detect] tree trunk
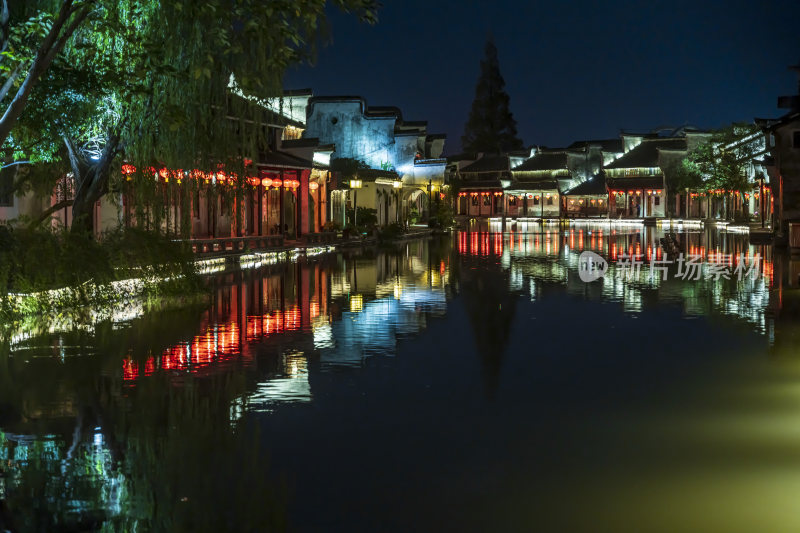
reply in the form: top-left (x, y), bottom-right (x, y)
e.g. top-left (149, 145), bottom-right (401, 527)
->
top-left (64, 131), bottom-right (120, 237)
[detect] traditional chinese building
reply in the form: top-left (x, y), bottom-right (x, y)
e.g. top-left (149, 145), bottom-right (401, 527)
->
top-left (302, 96), bottom-right (446, 225)
top-left (755, 61), bottom-right (800, 244)
top-left (604, 136), bottom-right (688, 218)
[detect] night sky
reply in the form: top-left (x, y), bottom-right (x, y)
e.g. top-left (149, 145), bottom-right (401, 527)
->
top-left (284, 0), bottom-right (800, 154)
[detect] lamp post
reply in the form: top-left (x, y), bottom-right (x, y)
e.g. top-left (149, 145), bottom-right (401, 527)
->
top-left (393, 179), bottom-right (402, 225)
top-left (350, 179), bottom-right (362, 231)
top-left (759, 172), bottom-right (766, 229)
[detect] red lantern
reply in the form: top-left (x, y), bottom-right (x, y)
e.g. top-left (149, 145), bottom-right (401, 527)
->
top-left (309, 182), bottom-right (319, 191)
top-left (272, 178), bottom-right (283, 188)
top-left (121, 164), bottom-right (136, 175)
top-left (261, 177), bottom-right (273, 187)
top-left (247, 177), bottom-right (260, 186)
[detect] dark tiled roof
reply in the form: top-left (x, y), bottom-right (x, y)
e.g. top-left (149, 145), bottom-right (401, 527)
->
top-left (567, 138), bottom-right (624, 153)
top-left (460, 179), bottom-right (503, 190)
top-left (446, 152), bottom-right (479, 163)
top-left (509, 179), bottom-right (560, 191)
top-left (366, 105), bottom-right (403, 118)
top-left (282, 88), bottom-right (313, 97)
top-left (606, 177), bottom-right (665, 190)
top-left (281, 138), bottom-right (321, 148)
top-left (755, 111), bottom-right (800, 130)
top-left (258, 150), bottom-right (313, 169)
top-left (604, 138), bottom-right (686, 169)
top-left (513, 152), bottom-right (568, 171)
top-left (460, 155), bottom-right (510, 173)
top-left (566, 176), bottom-right (608, 196)
top-left (356, 168), bottom-right (400, 181)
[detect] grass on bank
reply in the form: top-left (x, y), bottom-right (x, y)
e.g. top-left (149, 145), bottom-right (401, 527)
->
top-left (0, 225), bottom-right (202, 324)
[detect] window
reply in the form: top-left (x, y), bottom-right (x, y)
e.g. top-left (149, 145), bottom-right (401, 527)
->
top-left (533, 196), bottom-right (540, 205)
top-left (793, 131), bottom-right (800, 149)
top-left (482, 195), bottom-right (490, 206)
top-left (654, 196), bottom-right (660, 206)
top-left (547, 196), bottom-right (554, 206)
top-left (471, 195), bottom-right (478, 206)
top-left (508, 196), bottom-right (517, 206)
top-left (0, 168), bottom-right (14, 207)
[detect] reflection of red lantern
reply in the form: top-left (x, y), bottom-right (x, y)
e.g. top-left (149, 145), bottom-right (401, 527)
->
top-left (261, 177), bottom-right (273, 187)
top-left (159, 168), bottom-right (168, 179)
top-left (272, 178), bottom-right (282, 188)
top-left (216, 172), bottom-right (226, 183)
top-left (309, 182), bottom-right (319, 191)
top-left (121, 164), bottom-right (136, 175)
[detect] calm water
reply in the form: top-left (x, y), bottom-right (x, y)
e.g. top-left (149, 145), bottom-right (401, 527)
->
top-left (2, 223), bottom-right (800, 532)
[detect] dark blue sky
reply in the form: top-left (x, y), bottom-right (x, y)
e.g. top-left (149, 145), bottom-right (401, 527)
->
top-left (284, 0), bottom-right (800, 153)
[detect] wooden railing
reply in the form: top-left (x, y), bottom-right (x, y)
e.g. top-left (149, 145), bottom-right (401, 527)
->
top-left (188, 235), bottom-right (284, 255)
top-left (303, 232), bottom-right (339, 244)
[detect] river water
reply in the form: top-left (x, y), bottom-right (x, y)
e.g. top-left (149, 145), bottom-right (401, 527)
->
top-left (2, 223), bottom-right (800, 532)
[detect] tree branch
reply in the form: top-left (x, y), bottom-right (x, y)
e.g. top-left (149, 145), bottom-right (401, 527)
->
top-left (0, 60), bottom-right (25, 103)
top-left (29, 198), bottom-right (73, 227)
top-left (0, 0), bottom-right (93, 148)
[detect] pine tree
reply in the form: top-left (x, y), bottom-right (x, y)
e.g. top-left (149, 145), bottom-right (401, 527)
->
top-left (461, 39), bottom-right (524, 154)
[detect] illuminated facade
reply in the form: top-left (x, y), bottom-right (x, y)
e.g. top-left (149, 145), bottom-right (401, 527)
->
top-left (302, 96), bottom-right (447, 225)
top-left (756, 62), bottom-right (800, 243)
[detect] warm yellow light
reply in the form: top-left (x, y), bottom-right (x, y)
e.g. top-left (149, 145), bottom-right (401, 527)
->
top-left (350, 179), bottom-right (362, 189)
top-left (393, 180), bottom-right (402, 189)
top-left (349, 294), bottom-right (363, 312)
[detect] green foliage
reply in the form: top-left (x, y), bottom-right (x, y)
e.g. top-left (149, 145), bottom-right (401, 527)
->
top-left (433, 199), bottom-right (455, 229)
top-left (407, 206), bottom-right (420, 225)
top-left (0, 224), bottom-right (200, 322)
top-left (3, 0), bottom-right (379, 232)
top-left (347, 206), bottom-right (377, 232)
top-left (378, 222), bottom-right (405, 241)
top-left (322, 220), bottom-right (341, 232)
top-left (462, 38), bottom-right (524, 154)
top-left (685, 123), bottom-right (760, 194)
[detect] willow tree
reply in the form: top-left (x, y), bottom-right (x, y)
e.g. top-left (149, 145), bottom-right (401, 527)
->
top-left (3, 0), bottom-right (378, 234)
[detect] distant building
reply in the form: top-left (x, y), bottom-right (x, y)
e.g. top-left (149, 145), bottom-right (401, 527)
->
top-left (303, 96), bottom-right (446, 225)
top-left (756, 62), bottom-right (800, 242)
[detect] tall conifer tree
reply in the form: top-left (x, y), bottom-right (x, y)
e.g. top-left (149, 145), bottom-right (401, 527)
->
top-left (461, 38), bottom-right (524, 153)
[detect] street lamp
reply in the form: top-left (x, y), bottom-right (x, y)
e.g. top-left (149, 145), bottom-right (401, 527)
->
top-left (393, 179), bottom-right (402, 224)
top-left (350, 179), bottom-right (362, 230)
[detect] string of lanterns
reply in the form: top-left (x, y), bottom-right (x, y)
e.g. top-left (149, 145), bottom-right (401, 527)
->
top-left (120, 163), bottom-right (320, 191)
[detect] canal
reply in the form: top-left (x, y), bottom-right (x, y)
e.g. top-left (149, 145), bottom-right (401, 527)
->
top-left (2, 223), bottom-right (799, 532)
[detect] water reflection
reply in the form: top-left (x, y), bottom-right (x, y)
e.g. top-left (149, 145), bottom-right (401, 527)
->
top-left (3, 225), bottom-right (800, 531)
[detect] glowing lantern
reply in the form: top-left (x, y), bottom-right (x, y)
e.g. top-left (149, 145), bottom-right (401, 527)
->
top-left (121, 164), bottom-right (136, 175)
top-left (248, 177), bottom-right (260, 186)
top-left (272, 178), bottom-right (282, 188)
top-left (261, 177), bottom-right (273, 187)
